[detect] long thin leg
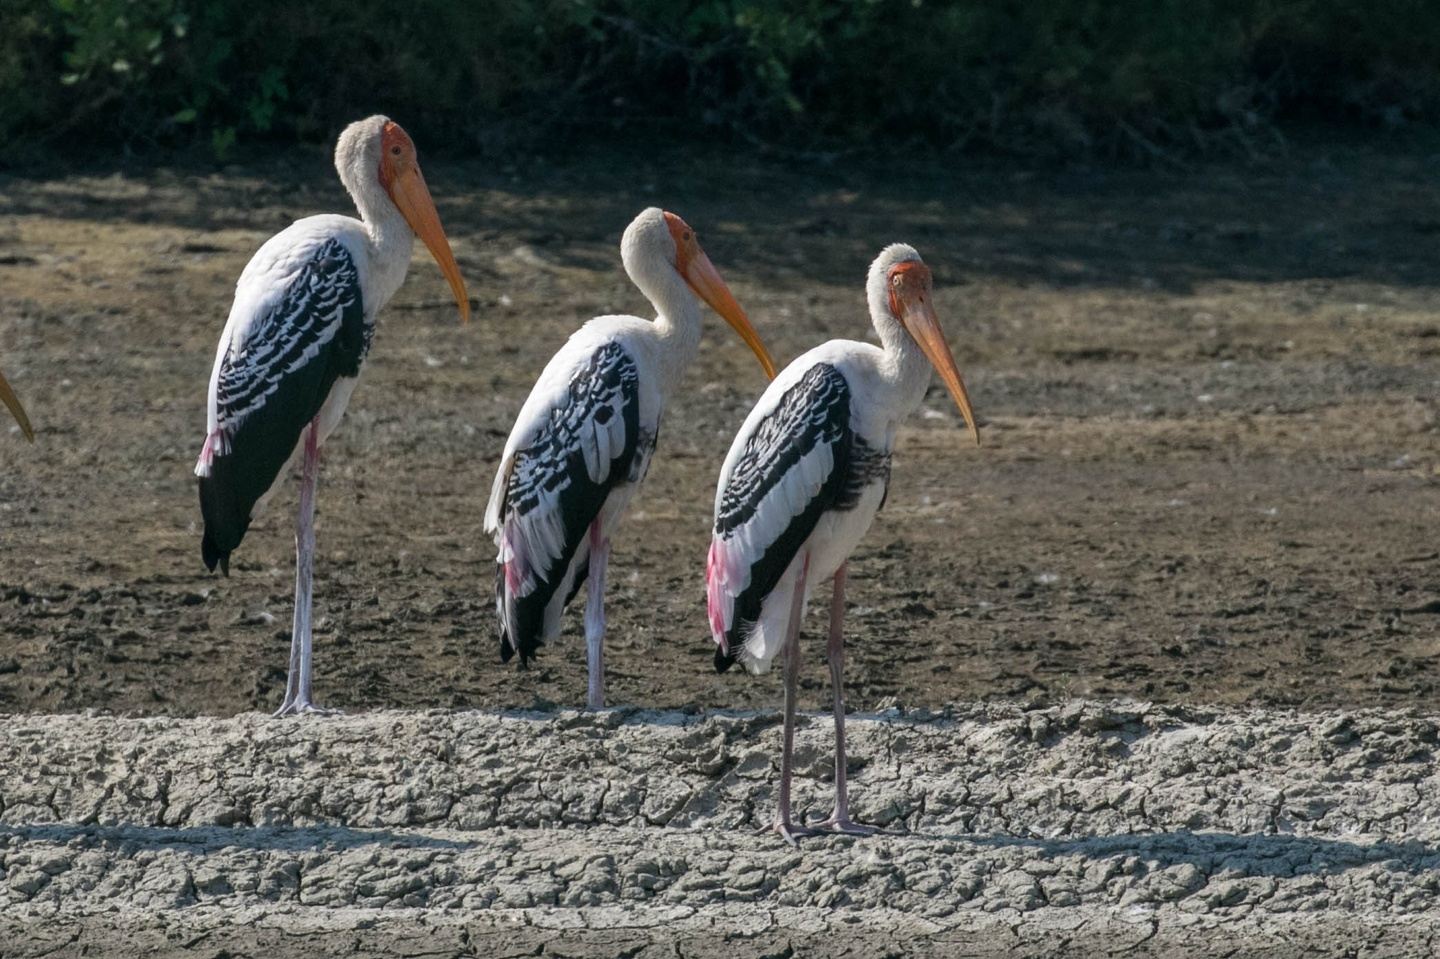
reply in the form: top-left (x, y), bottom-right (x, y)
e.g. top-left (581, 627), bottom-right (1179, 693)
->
top-left (810, 562), bottom-right (877, 835)
top-left (275, 422), bottom-right (336, 717)
top-left (584, 521), bottom-right (609, 710)
top-left (774, 552), bottom-right (812, 846)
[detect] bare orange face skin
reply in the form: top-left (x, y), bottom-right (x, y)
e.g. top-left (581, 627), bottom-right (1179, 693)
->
top-left (377, 122), bottom-right (417, 191)
top-left (886, 261), bottom-right (932, 317)
top-left (663, 212), bottom-right (777, 380)
top-left (888, 260), bottom-right (980, 446)
top-left (664, 212), bottom-right (697, 274)
top-left (377, 121), bottom-right (471, 324)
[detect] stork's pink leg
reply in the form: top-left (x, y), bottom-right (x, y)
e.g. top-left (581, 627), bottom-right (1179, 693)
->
top-left (809, 562), bottom-right (878, 835)
top-left (584, 521), bottom-right (609, 710)
top-left (773, 552), bottom-right (815, 847)
top-left (275, 421), bottom-right (338, 717)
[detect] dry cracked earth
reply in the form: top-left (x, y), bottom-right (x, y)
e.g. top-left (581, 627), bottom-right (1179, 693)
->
top-left (4, 703), bottom-right (1440, 956)
top-left (2, 139), bottom-right (1440, 955)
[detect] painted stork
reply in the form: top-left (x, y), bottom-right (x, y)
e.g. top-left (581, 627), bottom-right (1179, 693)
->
top-left (486, 207), bottom-right (777, 709)
top-left (0, 368), bottom-right (34, 441)
top-left (707, 244), bottom-right (979, 843)
top-left (194, 115), bottom-right (470, 716)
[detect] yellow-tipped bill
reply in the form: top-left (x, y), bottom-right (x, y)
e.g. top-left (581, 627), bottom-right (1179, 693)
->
top-left (387, 164), bottom-right (471, 325)
top-left (0, 367), bottom-right (34, 442)
top-left (893, 267), bottom-right (979, 446)
top-left (378, 121), bottom-right (470, 324)
top-left (683, 248), bottom-right (777, 380)
top-left (664, 212), bottom-right (776, 380)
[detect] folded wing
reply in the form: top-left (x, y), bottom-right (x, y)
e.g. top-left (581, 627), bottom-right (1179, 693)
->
top-left (707, 362), bottom-right (857, 671)
top-left (196, 236), bottom-right (368, 574)
top-left (487, 340), bottom-right (650, 664)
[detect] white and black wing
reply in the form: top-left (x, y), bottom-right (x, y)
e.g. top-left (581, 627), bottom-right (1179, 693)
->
top-left (491, 340), bottom-right (653, 665)
top-left (706, 362), bottom-right (887, 670)
top-left (196, 237), bottom-right (369, 574)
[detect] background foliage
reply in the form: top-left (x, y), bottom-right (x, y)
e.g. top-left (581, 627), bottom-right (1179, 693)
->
top-left (4, 0), bottom-right (1440, 160)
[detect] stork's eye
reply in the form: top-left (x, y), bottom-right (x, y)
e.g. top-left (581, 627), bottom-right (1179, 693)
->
top-left (683, 231), bottom-right (693, 243)
top-left (892, 275), bottom-right (903, 287)
top-left (390, 146), bottom-right (403, 156)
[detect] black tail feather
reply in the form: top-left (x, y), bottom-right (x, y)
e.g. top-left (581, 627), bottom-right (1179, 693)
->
top-left (496, 565), bottom-right (517, 663)
top-left (201, 531), bottom-right (231, 576)
top-left (496, 566), bottom-right (543, 668)
top-left (199, 473), bottom-right (249, 577)
top-left (497, 552), bottom-right (590, 670)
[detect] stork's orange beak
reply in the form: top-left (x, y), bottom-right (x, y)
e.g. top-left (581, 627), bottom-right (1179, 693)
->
top-left (663, 213), bottom-right (776, 380)
top-left (894, 280), bottom-right (979, 446)
top-left (384, 164), bottom-right (471, 325)
top-left (681, 248), bottom-right (777, 380)
top-left (0, 367), bottom-right (34, 442)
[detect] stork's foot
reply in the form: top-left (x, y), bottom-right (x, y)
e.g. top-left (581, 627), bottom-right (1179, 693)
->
top-left (272, 699), bottom-right (343, 718)
top-left (804, 815), bottom-right (885, 837)
top-left (765, 820), bottom-right (824, 847)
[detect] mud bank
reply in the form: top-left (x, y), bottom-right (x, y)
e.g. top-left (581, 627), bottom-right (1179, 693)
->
top-left (3, 145), bottom-right (1439, 720)
top-left (2, 703), bottom-right (1439, 956)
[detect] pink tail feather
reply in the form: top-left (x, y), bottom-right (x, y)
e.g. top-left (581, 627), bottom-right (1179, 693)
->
top-left (501, 526), bottom-right (529, 597)
top-left (706, 537), bottom-right (737, 652)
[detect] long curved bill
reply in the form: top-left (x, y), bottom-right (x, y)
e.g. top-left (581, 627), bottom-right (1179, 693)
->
top-left (897, 295), bottom-right (980, 446)
top-left (387, 165), bottom-right (471, 325)
top-left (0, 368), bottom-right (34, 442)
top-left (683, 250), bottom-right (778, 380)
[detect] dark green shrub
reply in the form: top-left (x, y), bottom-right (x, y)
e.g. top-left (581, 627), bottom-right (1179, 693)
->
top-left (3, 0), bottom-right (1439, 158)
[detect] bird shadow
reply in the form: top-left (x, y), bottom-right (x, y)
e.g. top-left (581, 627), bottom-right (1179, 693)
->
top-left (898, 827), bottom-right (1440, 877)
top-left (0, 821), bottom-right (474, 854)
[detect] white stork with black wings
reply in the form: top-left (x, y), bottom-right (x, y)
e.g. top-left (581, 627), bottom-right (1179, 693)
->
top-left (486, 207), bottom-right (777, 709)
top-left (707, 244), bottom-right (980, 844)
top-left (194, 115), bottom-right (470, 716)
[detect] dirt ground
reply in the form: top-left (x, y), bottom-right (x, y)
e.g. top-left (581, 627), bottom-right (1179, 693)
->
top-left (5, 704), bottom-right (1440, 957)
top-left (0, 139), bottom-right (1437, 716)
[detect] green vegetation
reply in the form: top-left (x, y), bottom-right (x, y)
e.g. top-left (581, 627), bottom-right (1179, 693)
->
top-left (5, 0), bottom-right (1439, 158)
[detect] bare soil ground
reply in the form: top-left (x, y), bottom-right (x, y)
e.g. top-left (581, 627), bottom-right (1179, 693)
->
top-left (1, 141), bottom-right (1437, 716)
top-left (5, 703), bottom-right (1440, 958)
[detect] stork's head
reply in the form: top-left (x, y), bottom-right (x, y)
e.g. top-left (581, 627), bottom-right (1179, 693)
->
top-left (0, 367), bottom-right (33, 442)
top-left (869, 244), bottom-right (979, 446)
top-left (335, 115), bottom-right (470, 324)
top-left (621, 207), bottom-right (777, 379)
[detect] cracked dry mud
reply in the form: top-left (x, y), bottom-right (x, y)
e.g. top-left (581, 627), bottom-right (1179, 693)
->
top-left (4, 703), bottom-right (1440, 957)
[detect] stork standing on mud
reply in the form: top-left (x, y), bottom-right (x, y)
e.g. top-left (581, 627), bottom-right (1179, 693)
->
top-left (195, 116), bottom-right (469, 716)
top-left (707, 244), bottom-right (979, 844)
top-left (487, 208), bottom-right (777, 708)
top-left (0, 368), bottom-right (34, 441)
